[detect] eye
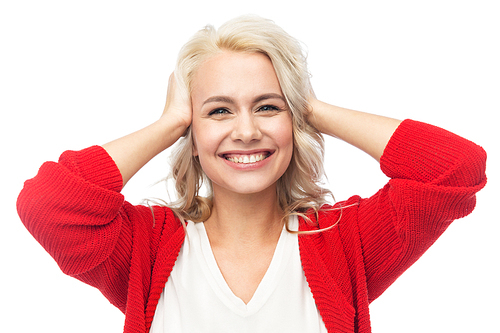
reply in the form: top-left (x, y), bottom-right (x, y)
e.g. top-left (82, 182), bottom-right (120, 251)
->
top-left (208, 108), bottom-right (230, 116)
top-left (257, 105), bottom-right (281, 112)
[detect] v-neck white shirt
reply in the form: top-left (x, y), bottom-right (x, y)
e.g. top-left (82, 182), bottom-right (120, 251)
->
top-left (150, 216), bottom-right (327, 333)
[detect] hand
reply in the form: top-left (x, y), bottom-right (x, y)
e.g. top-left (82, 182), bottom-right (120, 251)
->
top-left (161, 73), bottom-right (192, 132)
top-left (305, 88), bottom-right (401, 161)
top-left (102, 73), bottom-right (194, 186)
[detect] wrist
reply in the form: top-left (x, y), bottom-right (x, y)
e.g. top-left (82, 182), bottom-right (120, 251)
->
top-left (307, 99), bottom-right (335, 135)
top-left (154, 116), bottom-right (189, 149)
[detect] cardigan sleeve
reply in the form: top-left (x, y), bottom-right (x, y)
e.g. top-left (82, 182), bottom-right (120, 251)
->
top-left (16, 145), bottom-right (175, 312)
top-left (357, 119), bottom-right (487, 302)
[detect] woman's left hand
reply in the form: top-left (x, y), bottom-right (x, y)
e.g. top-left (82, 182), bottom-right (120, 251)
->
top-left (305, 90), bottom-right (401, 162)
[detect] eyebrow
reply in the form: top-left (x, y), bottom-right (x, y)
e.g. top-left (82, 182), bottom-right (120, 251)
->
top-left (202, 93), bottom-right (286, 106)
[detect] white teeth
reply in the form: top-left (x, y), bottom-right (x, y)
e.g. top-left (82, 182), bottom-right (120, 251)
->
top-left (226, 154), bottom-right (266, 164)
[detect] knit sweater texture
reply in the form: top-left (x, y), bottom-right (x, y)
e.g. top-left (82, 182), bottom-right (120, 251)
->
top-left (17, 120), bottom-right (487, 333)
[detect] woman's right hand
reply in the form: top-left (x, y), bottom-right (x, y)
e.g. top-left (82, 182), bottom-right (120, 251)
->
top-left (102, 73), bottom-right (193, 186)
top-left (161, 73), bottom-right (192, 133)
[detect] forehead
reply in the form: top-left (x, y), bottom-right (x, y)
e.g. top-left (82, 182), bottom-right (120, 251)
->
top-left (191, 51), bottom-right (283, 103)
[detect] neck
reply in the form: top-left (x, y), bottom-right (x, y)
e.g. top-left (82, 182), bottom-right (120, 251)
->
top-left (204, 185), bottom-right (285, 250)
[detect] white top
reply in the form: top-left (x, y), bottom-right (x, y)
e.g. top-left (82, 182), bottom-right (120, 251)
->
top-left (150, 216), bottom-right (327, 333)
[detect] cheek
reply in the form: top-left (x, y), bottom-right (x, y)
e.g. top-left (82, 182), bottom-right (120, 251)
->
top-left (191, 121), bottom-right (219, 159)
top-left (279, 121), bottom-right (294, 164)
top-left (191, 116), bottom-right (210, 157)
top-left (282, 130), bottom-right (294, 162)
top-left (280, 123), bottom-right (294, 145)
top-left (269, 117), bottom-right (294, 150)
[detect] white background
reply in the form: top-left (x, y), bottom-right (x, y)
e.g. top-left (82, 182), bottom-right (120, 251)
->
top-left (1, 0), bottom-right (498, 332)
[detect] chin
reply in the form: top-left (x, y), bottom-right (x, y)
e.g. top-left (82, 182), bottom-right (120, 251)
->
top-left (213, 178), bottom-right (279, 197)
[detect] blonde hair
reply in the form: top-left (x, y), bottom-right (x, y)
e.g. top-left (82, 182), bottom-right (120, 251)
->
top-left (168, 15), bottom-right (336, 231)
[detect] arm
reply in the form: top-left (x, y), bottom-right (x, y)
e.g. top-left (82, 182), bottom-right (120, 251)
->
top-left (358, 120), bottom-right (487, 301)
top-left (308, 95), bottom-right (486, 302)
top-left (103, 74), bottom-right (192, 186)
top-left (308, 97), bottom-right (401, 162)
top-left (16, 74), bottom-right (191, 311)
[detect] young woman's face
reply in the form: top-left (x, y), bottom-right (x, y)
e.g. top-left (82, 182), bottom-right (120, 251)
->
top-left (191, 51), bottom-right (293, 197)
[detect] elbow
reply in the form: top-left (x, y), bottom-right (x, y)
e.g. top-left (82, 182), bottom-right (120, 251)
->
top-left (456, 142), bottom-right (487, 188)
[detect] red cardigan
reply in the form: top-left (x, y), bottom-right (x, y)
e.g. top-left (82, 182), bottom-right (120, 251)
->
top-left (17, 120), bottom-right (487, 333)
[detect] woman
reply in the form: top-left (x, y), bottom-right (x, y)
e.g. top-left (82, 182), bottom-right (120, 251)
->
top-left (17, 16), bottom-right (487, 333)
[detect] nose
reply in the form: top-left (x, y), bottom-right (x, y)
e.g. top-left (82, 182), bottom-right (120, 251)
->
top-left (230, 111), bottom-right (262, 143)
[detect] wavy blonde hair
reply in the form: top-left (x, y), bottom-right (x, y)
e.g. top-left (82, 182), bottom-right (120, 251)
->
top-left (168, 15), bottom-right (336, 231)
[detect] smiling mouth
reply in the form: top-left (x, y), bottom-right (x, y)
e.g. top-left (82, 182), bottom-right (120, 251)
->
top-left (222, 152), bottom-right (272, 164)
